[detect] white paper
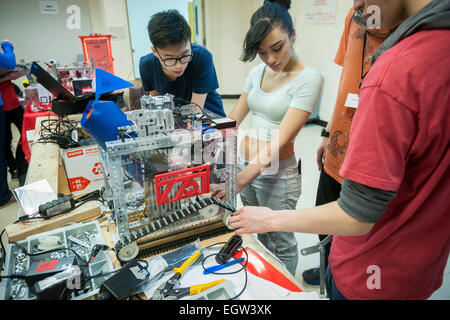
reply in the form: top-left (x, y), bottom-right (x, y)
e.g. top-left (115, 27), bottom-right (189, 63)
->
top-left (39, 0), bottom-right (59, 15)
top-left (305, 0), bottom-right (337, 25)
top-left (13, 179), bottom-right (57, 216)
top-left (345, 93), bottom-right (360, 109)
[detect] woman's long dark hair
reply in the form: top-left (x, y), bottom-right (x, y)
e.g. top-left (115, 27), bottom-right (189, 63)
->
top-left (241, 0), bottom-right (294, 62)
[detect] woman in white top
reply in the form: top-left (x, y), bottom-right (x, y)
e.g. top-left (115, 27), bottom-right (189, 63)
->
top-left (227, 0), bottom-right (322, 275)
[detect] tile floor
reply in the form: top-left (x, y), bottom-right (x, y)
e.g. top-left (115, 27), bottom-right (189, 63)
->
top-left (1, 99), bottom-right (448, 299)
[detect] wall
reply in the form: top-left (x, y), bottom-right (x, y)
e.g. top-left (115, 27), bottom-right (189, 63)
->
top-left (290, 0), bottom-right (352, 121)
top-left (204, 0), bottom-right (258, 96)
top-left (204, 0), bottom-right (353, 122)
top-left (126, 0), bottom-right (191, 80)
top-left (0, 0), bottom-right (353, 121)
top-left (88, 0), bottom-right (135, 81)
top-left (0, 0), bottom-right (92, 65)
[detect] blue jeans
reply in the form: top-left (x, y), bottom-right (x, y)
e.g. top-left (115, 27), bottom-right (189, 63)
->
top-left (326, 266), bottom-right (348, 300)
top-left (0, 108), bottom-right (11, 204)
top-left (238, 155), bottom-right (301, 276)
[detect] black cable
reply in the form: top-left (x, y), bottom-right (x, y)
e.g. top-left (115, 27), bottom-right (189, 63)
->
top-left (173, 98), bottom-right (205, 116)
top-left (201, 242), bottom-right (248, 300)
top-left (11, 241), bottom-right (87, 266)
top-left (0, 228), bottom-right (6, 272)
top-left (13, 190), bottom-right (106, 224)
top-left (60, 259), bottom-right (149, 300)
top-left (37, 117), bottom-right (83, 149)
top-left (0, 242), bottom-right (90, 283)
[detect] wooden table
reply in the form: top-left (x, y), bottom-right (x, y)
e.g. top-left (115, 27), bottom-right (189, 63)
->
top-left (4, 114), bottom-right (303, 299)
top-left (5, 114), bottom-right (101, 242)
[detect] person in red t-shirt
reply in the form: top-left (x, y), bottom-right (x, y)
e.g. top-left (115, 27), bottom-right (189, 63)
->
top-left (229, 0), bottom-right (450, 300)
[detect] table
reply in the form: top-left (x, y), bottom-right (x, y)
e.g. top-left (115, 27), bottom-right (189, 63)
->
top-left (6, 116), bottom-right (305, 299)
top-left (21, 106), bottom-right (56, 163)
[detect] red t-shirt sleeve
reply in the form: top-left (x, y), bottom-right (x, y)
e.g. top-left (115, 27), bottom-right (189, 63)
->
top-left (339, 86), bottom-right (417, 191)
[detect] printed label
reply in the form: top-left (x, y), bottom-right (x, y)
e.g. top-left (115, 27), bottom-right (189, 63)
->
top-left (35, 259), bottom-right (59, 273)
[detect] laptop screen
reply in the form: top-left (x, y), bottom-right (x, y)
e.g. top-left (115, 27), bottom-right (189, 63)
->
top-left (30, 62), bottom-right (95, 102)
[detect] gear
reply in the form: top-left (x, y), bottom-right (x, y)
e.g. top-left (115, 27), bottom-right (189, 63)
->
top-left (198, 204), bottom-right (220, 218)
top-left (117, 242), bottom-right (139, 262)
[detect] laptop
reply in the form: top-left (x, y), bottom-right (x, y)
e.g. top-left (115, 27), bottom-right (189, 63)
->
top-left (30, 61), bottom-right (95, 102)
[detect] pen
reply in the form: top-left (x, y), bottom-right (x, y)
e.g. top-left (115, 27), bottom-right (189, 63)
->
top-left (203, 257), bottom-right (246, 274)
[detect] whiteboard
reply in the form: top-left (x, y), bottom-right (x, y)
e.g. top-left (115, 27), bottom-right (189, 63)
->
top-left (126, 0), bottom-right (191, 80)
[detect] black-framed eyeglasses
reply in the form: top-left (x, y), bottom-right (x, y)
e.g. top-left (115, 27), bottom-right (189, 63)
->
top-left (155, 44), bottom-right (193, 67)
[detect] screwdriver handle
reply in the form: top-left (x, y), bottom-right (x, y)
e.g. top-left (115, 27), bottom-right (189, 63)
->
top-left (190, 279), bottom-right (226, 295)
top-left (173, 249), bottom-right (201, 277)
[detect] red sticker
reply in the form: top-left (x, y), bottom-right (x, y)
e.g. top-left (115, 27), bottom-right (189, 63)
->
top-left (35, 259), bottom-right (59, 273)
top-left (68, 176), bottom-right (91, 191)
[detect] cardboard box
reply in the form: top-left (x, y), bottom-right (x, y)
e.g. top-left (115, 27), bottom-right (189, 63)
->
top-left (61, 145), bottom-right (105, 197)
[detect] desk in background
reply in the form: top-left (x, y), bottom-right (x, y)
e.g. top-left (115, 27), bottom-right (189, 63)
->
top-left (21, 106), bottom-right (55, 163)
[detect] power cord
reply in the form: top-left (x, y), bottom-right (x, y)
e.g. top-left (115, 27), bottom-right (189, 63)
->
top-left (0, 228), bottom-right (6, 272)
top-left (0, 242), bottom-right (90, 281)
top-left (13, 189), bottom-right (106, 224)
top-left (201, 242), bottom-right (248, 300)
top-left (37, 117), bottom-right (85, 149)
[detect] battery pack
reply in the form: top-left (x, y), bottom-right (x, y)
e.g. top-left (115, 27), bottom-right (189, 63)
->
top-left (38, 194), bottom-right (75, 217)
top-left (98, 260), bottom-right (150, 300)
top-left (25, 256), bottom-right (77, 287)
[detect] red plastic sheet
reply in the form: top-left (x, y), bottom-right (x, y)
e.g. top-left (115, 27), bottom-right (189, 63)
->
top-left (234, 247), bottom-right (302, 292)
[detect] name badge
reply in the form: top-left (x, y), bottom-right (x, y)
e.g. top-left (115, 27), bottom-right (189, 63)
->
top-left (345, 93), bottom-right (359, 109)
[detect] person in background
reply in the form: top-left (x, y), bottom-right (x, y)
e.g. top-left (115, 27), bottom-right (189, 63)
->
top-left (302, 3), bottom-right (393, 285)
top-left (0, 40), bottom-right (16, 207)
top-left (229, 0), bottom-right (450, 300)
top-left (139, 9), bottom-right (225, 119)
top-left (227, 0), bottom-right (322, 276)
top-left (0, 64), bottom-right (28, 186)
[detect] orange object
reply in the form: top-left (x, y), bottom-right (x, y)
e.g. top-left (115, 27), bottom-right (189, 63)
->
top-left (234, 247), bottom-right (302, 292)
top-left (79, 34), bottom-right (114, 74)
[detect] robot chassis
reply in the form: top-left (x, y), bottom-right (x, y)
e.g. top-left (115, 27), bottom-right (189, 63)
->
top-left (100, 94), bottom-right (238, 262)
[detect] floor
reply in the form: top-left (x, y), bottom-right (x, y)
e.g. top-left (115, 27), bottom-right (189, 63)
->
top-left (1, 99), bottom-right (449, 299)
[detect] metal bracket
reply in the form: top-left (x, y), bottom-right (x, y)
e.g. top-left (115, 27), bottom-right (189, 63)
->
top-left (300, 235), bottom-right (333, 297)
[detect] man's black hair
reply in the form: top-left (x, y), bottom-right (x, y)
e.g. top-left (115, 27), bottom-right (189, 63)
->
top-left (147, 10), bottom-right (191, 49)
top-left (241, 0), bottom-right (294, 62)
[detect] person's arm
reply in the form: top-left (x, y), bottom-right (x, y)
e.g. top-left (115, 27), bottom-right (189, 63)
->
top-left (0, 40), bottom-right (16, 70)
top-left (230, 178), bottom-right (397, 236)
top-left (191, 48), bottom-right (219, 110)
top-left (230, 202), bottom-right (374, 236)
top-left (231, 79), bottom-right (415, 237)
top-left (139, 56), bottom-right (156, 97)
top-left (228, 93), bottom-right (250, 126)
top-left (237, 107), bottom-right (311, 192)
top-left (191, 92), bottom-right (208, 109)
top-left (0, 69), bottom-right (28, 83)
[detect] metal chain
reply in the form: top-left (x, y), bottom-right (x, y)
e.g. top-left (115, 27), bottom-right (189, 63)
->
top-left (114, 196), bottom-right (235, 253)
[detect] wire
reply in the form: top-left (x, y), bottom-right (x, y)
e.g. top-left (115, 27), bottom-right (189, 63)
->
top-left (13, 190), bottom-right (106, 224)
top-left (60, 259), bottom-right (149, 300)
top-left (11, 241), bottom-right (87, 266)
top-left (0, 228), bottom-right (7, 272)
top-left (201, 242), bottom-right (248, 300)
top-left (37, 117), bottom-right (84, 149)
top-left (173, 98), bottom-right (205, 117)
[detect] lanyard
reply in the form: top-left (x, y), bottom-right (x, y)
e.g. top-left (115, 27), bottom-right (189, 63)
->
top-left (359, 31), bottom-right (369, 92)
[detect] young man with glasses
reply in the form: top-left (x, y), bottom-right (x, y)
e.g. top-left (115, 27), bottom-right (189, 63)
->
top-left (139, 10), bottom-right (225, 119)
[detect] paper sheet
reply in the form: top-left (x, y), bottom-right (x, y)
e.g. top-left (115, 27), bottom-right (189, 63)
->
top-left (142, 248), bottom-right (321, 300)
